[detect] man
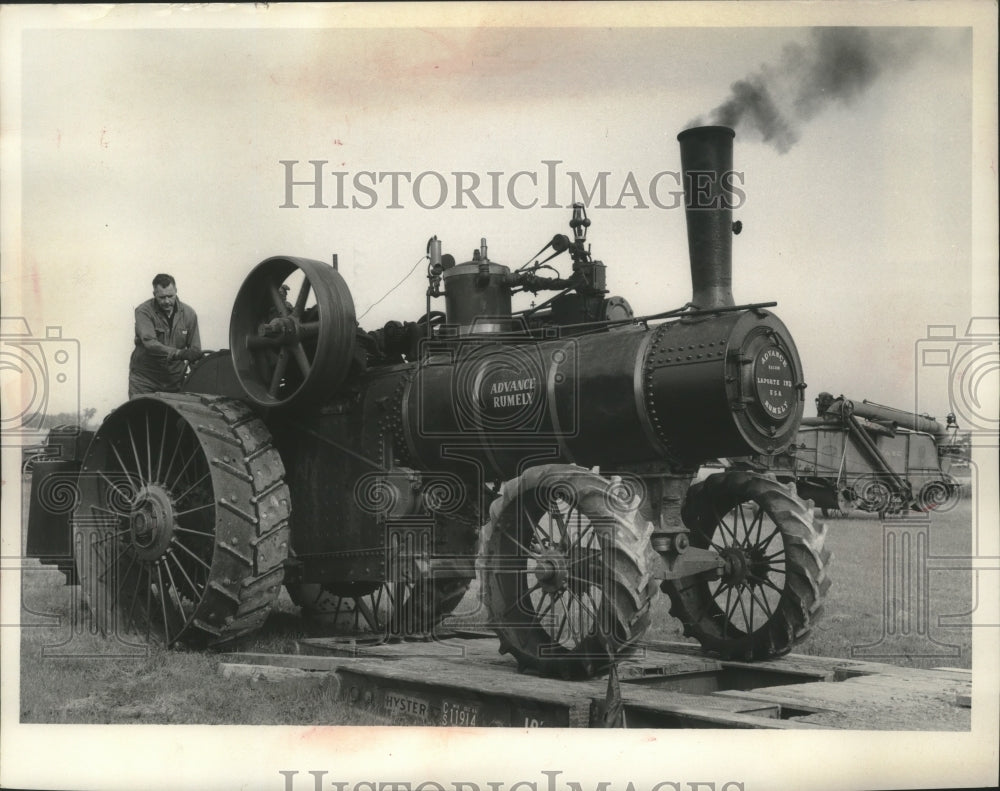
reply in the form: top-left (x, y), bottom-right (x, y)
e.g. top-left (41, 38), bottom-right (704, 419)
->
top-left (128, 273), bottom-right (202, 397)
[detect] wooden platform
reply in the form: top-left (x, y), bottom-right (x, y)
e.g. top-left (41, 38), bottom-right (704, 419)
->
top-left (217, 634), bottom-right (972, 730)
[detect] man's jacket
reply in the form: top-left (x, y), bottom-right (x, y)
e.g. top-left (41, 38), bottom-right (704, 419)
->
top-left (128, 298), bottom-right (201, 393)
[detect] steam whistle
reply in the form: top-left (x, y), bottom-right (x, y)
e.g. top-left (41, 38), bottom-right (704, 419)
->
top-left (427, 235), bottom-right (443, 297)
top-left (570, 202), bottom-right (590, 244)
top-left (428, 236), bottom-right (442, 270)
top-left (568, 203), bottom-right (595, 273)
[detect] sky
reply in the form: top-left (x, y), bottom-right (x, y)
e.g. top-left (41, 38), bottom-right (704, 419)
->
top-left (2, 12), bottom-right (992, 431)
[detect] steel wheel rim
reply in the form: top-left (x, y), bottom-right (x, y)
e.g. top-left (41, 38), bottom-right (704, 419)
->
top-left (859, 479), bottom-right (892, 512)
top-left (289, 581), bottom-right (403, 636)
top-left (75, 401), bottom-right (217, 646)
top-left (701, 502), bottom-right (787, 639)
top-left (917, 481), bottom-right (952, 512)
top-left (496, 486), bottom-right (608, 651)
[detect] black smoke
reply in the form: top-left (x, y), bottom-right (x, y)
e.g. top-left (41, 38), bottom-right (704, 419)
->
top-left (693, 28), bottom-right (940, 153)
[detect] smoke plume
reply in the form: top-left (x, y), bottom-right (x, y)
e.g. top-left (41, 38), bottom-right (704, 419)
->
top-left (693, 28), bottom-right (941, 153)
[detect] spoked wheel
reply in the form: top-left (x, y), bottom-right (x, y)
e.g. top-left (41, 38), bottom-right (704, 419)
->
top-left (663, 471), bottom-right (831, 661)
top-left (287, 581), bottom-right (400, 634)
top-left (857, 477), bottom-right (893, 516)
top-left (287, 577), bottom-right (472, 638)
top-left (73, 394), bottom-right (291, 647)
top-left (480, 465), bottom-right (659, 679)
top-left (230, 256), bottom-right (356, 408)
top-left (915, 480), bottom-right (956, 512)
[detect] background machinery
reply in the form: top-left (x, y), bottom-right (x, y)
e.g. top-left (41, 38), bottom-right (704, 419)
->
top-left (742, 392), bottom-right (962, 517)
top-left (26, 127), bottom-right (830, 677)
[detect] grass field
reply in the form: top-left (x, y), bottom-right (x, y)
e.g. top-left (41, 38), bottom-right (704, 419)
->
top-left (15, 482), bottom-right (975, 725)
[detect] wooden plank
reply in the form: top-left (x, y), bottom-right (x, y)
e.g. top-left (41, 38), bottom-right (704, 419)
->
top-left (218, 652), bottom-right (384, 671)
top-left (338, 655), bottom-right (596, 705)
top-left (644, 640), bottom-right (973, 685)
top-left (436, 628), bottom-right (497, 640)
top-left (334, 654), bottom-right (819, 729)
top-left (617, 649), bottom-right (722, 679)
top-left (297, 636), bottom-right (500, 661)
top-left (336, 659), bottom-right (595, 727)
top-left (300, 637), bottom-right (723, 676)
top-left (713, 672), bottom-right (972, 731)
top-left (621, 670), bottom-right (723, 695)
top-left (615, 699), bottom-right (823, 730)
top-left (643, 640), bottom-right (858, 676)
top-left (712, 690), bottom-right (835, 715)
top-left (833, 662), bottom-right (975, 683)
top-left (840, 671), bottom-right (970, 692)
top-left (639, 639), bottom-right (707, 655)
top-left (219, 663), bottom-right (328, 682)
top-left (236, 635), bottom-right (974, 729)
top-left (609, 684), bottom-right (824, 729)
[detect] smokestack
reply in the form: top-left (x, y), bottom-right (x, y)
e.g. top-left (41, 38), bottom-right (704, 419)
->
top-left (678, 126), bottom-right (736, 310)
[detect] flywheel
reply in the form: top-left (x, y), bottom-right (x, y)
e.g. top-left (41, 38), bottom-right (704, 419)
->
top-left (479, 464), bottom-right (660, 679)
top-left (72, 394), bottom-right (291, 647)
top-left (230, 256), bottom-right (356, 408)
top-left (663, 470), bottom-right (831, 661)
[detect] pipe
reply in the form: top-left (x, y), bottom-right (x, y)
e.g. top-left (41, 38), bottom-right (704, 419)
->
top-left (860, 398), bottom-right (950, 438)
top-left (677, 126), bottom-right (737, 310)
top-left (841, 412), bottom-right (911, 498)
top-left (818, 394), bottom-right (949, 438)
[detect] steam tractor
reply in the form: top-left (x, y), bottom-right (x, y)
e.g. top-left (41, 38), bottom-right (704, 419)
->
top-left (26, 127), bottom-right (830, 678)
top-left (742, 392), bottom-right (962, 517)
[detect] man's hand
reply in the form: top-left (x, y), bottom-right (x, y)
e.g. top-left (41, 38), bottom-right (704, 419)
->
top-left (174, 347), bottom-right (204, 362)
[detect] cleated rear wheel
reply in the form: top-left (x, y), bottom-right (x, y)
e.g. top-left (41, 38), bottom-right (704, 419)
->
top-left (73, 394), bottom-right (291, 647)
top-left (663, 471), bottom-right (831, 661)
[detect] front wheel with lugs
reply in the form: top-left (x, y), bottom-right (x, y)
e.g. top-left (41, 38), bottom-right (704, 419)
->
top-left (479, 465), bottom-right (660, 679)
top-left (73, 394), bottom-right (291, 647)
top-left (663, 471), bottom-right (831, 661)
